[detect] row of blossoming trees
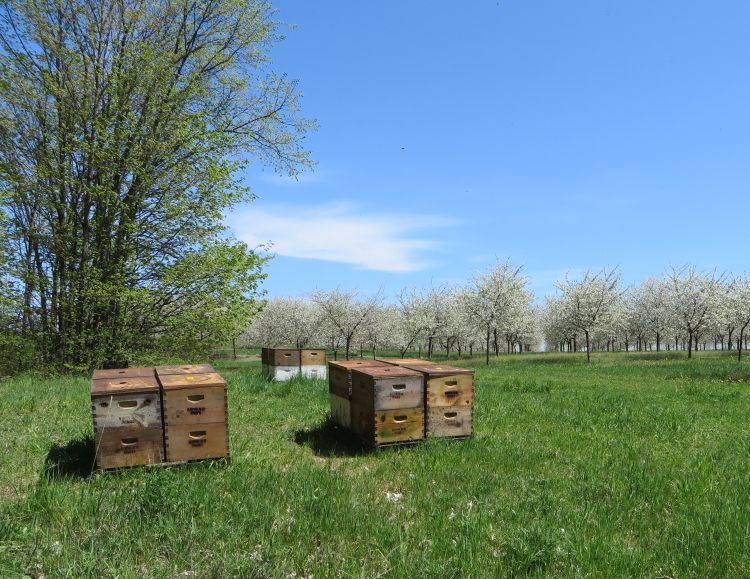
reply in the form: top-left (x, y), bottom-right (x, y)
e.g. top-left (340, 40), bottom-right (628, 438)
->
top-left (244, 261), bottom-right (750, 363)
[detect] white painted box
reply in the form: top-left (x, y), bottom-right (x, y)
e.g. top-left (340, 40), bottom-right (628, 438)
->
top-left (264, 364), bottom-right (300, 381)
top-left (301, 365), bottom-right (327, 379)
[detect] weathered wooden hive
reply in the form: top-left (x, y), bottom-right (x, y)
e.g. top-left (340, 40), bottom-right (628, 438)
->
top-left (155, 368), bottom-right (230, 463)
top-left (91, 370), bottom-right (164, 470)
top-left (261, 348), bottom-right (301, 381)
top-left (350, 365), bottom-right (425, 447)
top-left (402, 363), bottom-right (474, 438)
top-left (300, 349), bottom-right (327, 379)
top-left (328, 359), bottom-right (390, 428)
top-left (376, 357), bottom-right (429, 367)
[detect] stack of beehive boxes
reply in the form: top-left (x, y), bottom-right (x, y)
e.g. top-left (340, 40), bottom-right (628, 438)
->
top-left (261, 347), bottom-right (328, 381)
top-left (400, 362), bottom-right (474, 439)
top-left (90, 364), bottom-right (229, 470)
top-left (91, 368), bottom-right (165, 470)
top-left (155, 364), bottom-right (230, 463)
top-left (329, 357), bottom-right (474, 447)
top-left (328, 359), bottom-right (390, 429)
top-left (349, 364), bottom-right (426, 448)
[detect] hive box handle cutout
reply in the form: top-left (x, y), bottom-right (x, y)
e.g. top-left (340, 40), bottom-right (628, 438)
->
top-left (445, 390), bottom-right (459, 398)
top-left (118, 400), bottom-right (138, 409)
top-left (121, 437), bottom-right (138, 446)
top-left (394, 415), bottom-right (407, 423)
top-left (445, 380), bottom-right (458, 386)
top-left (392, 383), bottom-right (406, 391)
top-left (189, 430), bottom-right (207, 440)
top-left (444, 411), bottom-right (458, 419)
top-left (187, 394), bottom-right (205, 403)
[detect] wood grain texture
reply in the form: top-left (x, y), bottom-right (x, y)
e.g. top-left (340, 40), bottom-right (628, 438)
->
top-left (426, 406), bottom-right (473, 438)
top-left (300, 349), bottom-right (326, 365)
top-left (264, 348), bottom-right (301, 366)
top-left (165, 422), bottom-right (229, 462)
top-left (425, 374), bottom-right (474, 408)
top-left (163, 385), bottom-right (226, 425)
top-left (157, 372), bottom-right (226, 390)
top-left (91, 376), bottom-right (160, 396)
top-left (92, 392), bottom-right (162, 429)
top-left (350, 370), bottom-right (424, 411)
top-left (155, 364), bottom-right (216, 376)
top-left (328, 360), bottom-right (389, 397)
top-left (351, 406), bottom-right (424, 446)
top-left (92, 367), bottom-right (155, 380)
top-left (95, 426), bottom-right (164, 470)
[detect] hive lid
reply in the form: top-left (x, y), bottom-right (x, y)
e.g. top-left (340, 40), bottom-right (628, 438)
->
top-left (158, 372), bottom-right (227, 390)
top-left (155, 364), bottom-right (215, 376)
top-left (376, 358), bottom-right (429, 366)
top-left (92, 367), bottom-right (155, 380)
top-left (329, 359), bottom-right (391, 370)
top-left (400, 363), bottom-right (474, 377)
top-left (351, 365), bottom-right (424, 379)
top-left (91, 376), bottom-right (160, 395)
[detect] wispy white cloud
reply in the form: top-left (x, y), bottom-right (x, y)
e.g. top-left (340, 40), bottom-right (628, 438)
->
top-left (227, 203), bottom-right (454, 272)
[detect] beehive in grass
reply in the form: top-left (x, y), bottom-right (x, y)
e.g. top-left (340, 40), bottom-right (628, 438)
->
top-left (376, 358), bottom-right (429, 367)
top-left (403, 363), bottom-right (474, 438)
top-left (156, 371), bottom-right (230, 463)
top-left (300, 349), bottom-right (327, 379)
top-left (328, 359), bottom-right (390, 428)
top-left (91, 373), bottom-right (164, 470)
top-left (350, 365), bottom-right (425, 447)
top-left (261, 348), bottom-right (300, 381)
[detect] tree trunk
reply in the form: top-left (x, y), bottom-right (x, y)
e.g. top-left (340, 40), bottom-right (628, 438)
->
top-left (485, 328), bottom-right (490, 365)
top-left (585, 330), bottom-right (591, 363)
top-left (656, 331), bottom-right (660, 352)
top-left (232, 337), bottom-right (237, 360)
top-left (687, 330), bottom-right (693, 359)
top-left (739, 324), bottom-right (748, 362)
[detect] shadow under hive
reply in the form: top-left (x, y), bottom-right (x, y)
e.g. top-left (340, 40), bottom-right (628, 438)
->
top-left (91, 371), bottom-right (164, 470)
top-left (328, 359), bottom-right (391, 429)
top-left (156, 370), bottom-right (230, 463)
top-left (350, 365), bottom-right (425, 447)
top-left (402, 363), bottom-right (474, 438)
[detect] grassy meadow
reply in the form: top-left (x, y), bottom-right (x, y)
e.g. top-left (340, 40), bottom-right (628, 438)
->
top-left (0, 352), bottom-right (749, 577)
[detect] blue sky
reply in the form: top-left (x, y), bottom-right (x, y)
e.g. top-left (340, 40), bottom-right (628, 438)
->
top-left (228, 0), bottom-right (750, 302)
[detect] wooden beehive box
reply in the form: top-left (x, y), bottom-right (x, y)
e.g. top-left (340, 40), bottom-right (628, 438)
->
top-left (92, 367), bottom-right (155, 380)
top-left (154, 363), bottom-right (215, 375)
top-left (262, 348), bottom-right (301, 381)
top-left (300, 348), bottom-right (327, 379)
top-left (376, 358), bottom-right (429, 367)
top-left (403, 363), bottom-right (474, 438)
top-left (264, 348), bottom-right (301, 367)
top-left (328, 360), bottom-right (391, 428)
top-left (350, 366), bottom-right (425, 447)
top-left (91, 374), bottom-right (164, 470)
top-left (156, 371), bottom-right (229, 463)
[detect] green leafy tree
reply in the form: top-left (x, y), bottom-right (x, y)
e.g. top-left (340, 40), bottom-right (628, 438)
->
top-left (0, 0), bottom-right (313, 369)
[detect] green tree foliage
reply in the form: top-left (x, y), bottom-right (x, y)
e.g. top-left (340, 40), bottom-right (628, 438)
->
top-left (0, 0), bottom-right (313, 370)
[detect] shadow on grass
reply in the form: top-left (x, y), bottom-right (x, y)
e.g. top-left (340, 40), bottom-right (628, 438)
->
top-left (44, 435), bottom-right (96, 480)
top-left (293, 418), bottom-right (367, 458)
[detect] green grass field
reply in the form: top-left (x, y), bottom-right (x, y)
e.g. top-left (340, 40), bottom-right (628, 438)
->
top-left (1, 352), bottom-right (749, 577)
